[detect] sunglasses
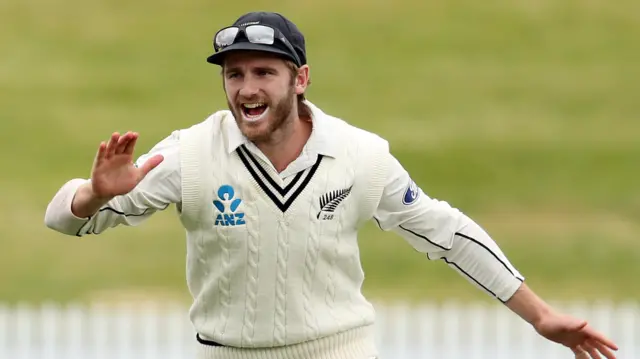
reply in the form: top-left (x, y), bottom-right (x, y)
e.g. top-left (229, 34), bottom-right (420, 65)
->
top-left (213, 24), bottom-right (302, 67)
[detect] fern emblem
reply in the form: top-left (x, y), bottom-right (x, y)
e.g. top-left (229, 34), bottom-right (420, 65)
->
top-left (317, 186), bottom-right (352, 220)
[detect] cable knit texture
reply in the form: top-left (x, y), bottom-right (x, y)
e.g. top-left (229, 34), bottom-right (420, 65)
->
top-left (179, 106), bottom-right (389, 359)
top-left (274, 219), bottom-right (289, 345)
top-left (241, 200), bottom-right (260, 347)
top-left (303, 177), bottom-right (321, 340)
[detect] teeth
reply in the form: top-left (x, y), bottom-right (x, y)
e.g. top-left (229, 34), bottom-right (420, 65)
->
top-left (243, 107), bottom-right (269, 122)
top-left (243, 103), bottom-right (264, 109)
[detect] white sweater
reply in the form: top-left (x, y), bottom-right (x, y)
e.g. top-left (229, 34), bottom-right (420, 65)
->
top-left (44, 101), bottom-right (524, 359)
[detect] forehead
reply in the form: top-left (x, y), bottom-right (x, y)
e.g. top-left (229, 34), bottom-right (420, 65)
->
top-left (222, 51), bottom-right (288, 70)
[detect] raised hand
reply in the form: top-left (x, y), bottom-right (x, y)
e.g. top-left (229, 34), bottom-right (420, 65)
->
top-left (90, 131), bottom-right (164, 199)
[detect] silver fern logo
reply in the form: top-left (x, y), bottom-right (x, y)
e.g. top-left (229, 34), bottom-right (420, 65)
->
top-left (317, 186), bottom-right (352, 220)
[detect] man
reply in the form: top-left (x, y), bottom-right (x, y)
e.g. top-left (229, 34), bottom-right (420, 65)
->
top-left (44, 11), bottom-right (618, 359)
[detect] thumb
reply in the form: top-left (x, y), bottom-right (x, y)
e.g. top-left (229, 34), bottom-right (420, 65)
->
top-left (137, 154), bottom-right (164, 177)
top-left (567, 319), bottom-right (588, 332)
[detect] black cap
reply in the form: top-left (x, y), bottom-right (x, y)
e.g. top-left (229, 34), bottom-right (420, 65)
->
top-left (206, 11), bottom-right (307, 67)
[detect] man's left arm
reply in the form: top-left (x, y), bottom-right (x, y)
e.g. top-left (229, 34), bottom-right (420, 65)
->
top-left (373, 152), bottom-right (619, 358)
top-left (373, 153), bottom-right (524, 303)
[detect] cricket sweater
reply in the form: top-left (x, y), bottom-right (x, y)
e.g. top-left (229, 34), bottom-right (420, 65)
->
top-left (177, 107), bottom-right (388, 358)
top-left (44, 101), bottom-right (525, 359)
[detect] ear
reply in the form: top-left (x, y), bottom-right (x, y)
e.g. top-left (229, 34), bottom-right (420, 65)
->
top-left (294, 65), bottom-right (310, 96)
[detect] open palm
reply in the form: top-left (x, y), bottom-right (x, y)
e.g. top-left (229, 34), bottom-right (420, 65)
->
top-left (90, 131), bottom-right (163, 199)
top-left (534, 311), bottom-right (618, 359)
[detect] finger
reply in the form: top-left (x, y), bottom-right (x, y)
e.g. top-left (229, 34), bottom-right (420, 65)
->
top-left (94, 141), bottom-right (107, 166)
top-left (105, 132), bottom-right (120, 159)
top-left (572, 346), bottom-right (585, 357)
top-left (590, 339), bottom-right (618, 359)
top-left (582, 326), bottom-right (619, 351)
top-left (114, 132), bottom-right (133, 155)
top-left (123, 132), bottom-right (139, 155)
top-left (137, 154), bottom-right (164, 177)
top-left (583, 342), bottom-right (603, 359)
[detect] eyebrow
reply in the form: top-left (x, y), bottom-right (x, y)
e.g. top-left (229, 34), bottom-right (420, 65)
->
top-left (222, 65), bottom-right (280, 75)
top-left (222, 66), bottom-right (240, 75)
top-left (253, 66), bottom-right (279, 73)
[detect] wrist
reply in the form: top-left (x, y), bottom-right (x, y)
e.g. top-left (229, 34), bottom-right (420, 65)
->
top-left (529, 302), bottom-right (553, 329)
top-left (505, 282), bottom-right (553, 328)
top-left (71, 182), bottom-right (112, 218)
top-left (87, 182), bottom-right (114, 203)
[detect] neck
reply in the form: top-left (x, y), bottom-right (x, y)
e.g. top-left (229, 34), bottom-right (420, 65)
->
top-left (256, 115), bottom-right (312, 173)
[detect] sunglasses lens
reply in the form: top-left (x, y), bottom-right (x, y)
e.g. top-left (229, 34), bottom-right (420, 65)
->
top-left (245, 25), bottom-right (275, 45)
top-left (215, 27), bottom-right (239, 49)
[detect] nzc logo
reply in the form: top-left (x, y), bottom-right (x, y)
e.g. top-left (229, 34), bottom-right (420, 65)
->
top-left (213, 185), bottom-right (246, 226)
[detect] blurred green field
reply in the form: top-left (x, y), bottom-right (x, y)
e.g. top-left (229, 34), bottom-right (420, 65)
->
top-left (1, 0), bottom-right (639, 305)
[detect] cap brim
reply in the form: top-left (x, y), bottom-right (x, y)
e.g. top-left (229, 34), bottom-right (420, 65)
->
top-left (206, 42), bottom-right (296, 65)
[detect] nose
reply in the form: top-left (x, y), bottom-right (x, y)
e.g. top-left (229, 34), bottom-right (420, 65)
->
top-left (238, 78), bottom-right (259, 99)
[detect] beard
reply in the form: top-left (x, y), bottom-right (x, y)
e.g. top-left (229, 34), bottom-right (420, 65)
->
top-left (228, 86), bottom-right (296, 145)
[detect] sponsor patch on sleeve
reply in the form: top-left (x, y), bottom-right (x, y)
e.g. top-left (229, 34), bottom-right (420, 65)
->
top-left (402, 179), bottom-right (420, 205)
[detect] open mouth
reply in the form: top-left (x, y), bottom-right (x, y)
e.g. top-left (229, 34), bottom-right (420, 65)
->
top-left (241, 103), bottom-right (269, 122)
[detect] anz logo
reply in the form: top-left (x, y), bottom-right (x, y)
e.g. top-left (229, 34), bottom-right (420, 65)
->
top-left (213, 185), bottom-right (246, 226)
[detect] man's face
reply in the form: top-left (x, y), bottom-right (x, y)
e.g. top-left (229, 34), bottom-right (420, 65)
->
top-left (222, 51), bottom-right (305, 144)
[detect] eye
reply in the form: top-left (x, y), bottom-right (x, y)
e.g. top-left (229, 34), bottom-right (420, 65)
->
top-left (256, 68), bottom-right (275, 77)
top-left (227, 72), bottom-right (239, 79)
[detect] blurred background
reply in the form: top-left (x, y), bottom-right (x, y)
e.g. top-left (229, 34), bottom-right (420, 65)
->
top-left (1, 0), bottom-right (638, 357)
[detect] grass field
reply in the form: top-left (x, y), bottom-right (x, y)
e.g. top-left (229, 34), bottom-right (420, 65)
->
top-left (1, 0), bottom-right (639, 305)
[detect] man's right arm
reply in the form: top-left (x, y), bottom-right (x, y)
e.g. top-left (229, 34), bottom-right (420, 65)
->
top-left (44, 131), bottom-right (182, 237)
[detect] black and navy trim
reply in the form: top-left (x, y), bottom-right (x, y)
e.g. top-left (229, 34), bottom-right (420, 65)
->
top-left (373, 217), bottom-right (524, 303)
top-left (236, 145), bottom-right (323, 212)
top-left (196, 333), bottom-right (225, 347)
top-left (424, 230), bottom-right (524, 303)
top-left (75, 204), bottom-right (170, 236)
top-left (454, 232), bottom-right (523, 281)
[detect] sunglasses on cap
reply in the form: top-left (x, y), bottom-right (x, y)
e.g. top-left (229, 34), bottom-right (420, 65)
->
top-left (213, 24), bottom-right (302, 67)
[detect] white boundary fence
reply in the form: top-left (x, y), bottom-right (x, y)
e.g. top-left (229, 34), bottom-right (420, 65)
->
top-left (0, 301), bottom-right (638, 359)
